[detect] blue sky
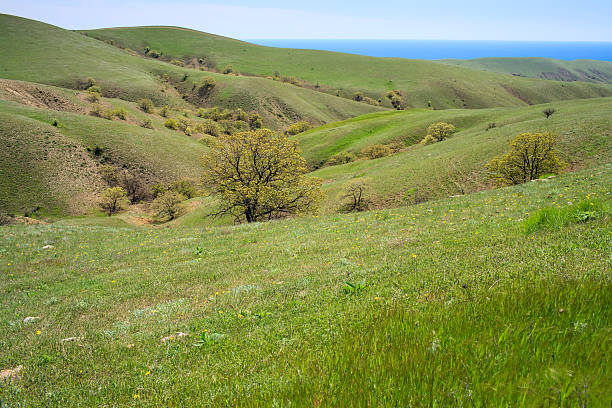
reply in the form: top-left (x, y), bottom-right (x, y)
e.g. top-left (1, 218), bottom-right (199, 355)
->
top-left (1, 0), bottom-right (611, 41)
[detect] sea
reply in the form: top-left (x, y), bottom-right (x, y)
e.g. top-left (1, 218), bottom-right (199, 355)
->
top-left (245, 39), bottom-right (612, 61)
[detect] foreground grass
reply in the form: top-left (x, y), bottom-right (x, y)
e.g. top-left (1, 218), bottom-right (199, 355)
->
top-left (0, 165), bottom-right (610, 406)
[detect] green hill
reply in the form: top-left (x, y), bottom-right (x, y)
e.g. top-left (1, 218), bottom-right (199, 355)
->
top-left (0, 14), bottom-right (382, 129)
top-left (81, 26), bottom-right (612, 108)
top-left (298, 97), bottom-right (612, 212)
top-left (441, 57), bottom-right (612, 84)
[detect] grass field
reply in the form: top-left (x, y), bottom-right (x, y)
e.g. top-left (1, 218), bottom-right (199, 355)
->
top-left (0, 164), bottom-right (610, 406)
top-left (80, 26), bottom-right (612, 109)
top-left (441, 57), bottom-right (612, 83)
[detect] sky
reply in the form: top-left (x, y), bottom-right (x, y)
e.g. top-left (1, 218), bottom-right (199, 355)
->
top-left (1, 0), bottom-right (611, 41)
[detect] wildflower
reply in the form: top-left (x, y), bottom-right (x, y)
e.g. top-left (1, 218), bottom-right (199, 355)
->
top-left (145, 371), bottom-right (151, 376)
top-left (111, 280), bottom-right (116, 283)
top-left (36, 330), bottom-right (41, 335)
top-left (412, 253), bottom-right (417, 258)
top-left (133, 394), bottom-right (140, 400)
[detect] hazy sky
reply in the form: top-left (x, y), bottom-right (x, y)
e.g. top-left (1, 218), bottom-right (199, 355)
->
top-left (1, 0), bottom-right (611, 41)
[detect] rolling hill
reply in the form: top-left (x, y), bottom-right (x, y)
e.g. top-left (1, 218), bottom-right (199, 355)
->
top-left (81, 26), bottom-right (612, 109)
top-left (0, 14), bottom-right (383, 130)
top-left (441, 57), bottom-right (612, 84)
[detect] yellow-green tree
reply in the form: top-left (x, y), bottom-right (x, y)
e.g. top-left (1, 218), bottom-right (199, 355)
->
top-left (202, 129), bottom-right (322, 223)
top-left (153, 191), bottom-right (185, 220)
top-left (487, 132), bottom-right (565, 185)
top-left (99, 187), bottom-right (129, 216)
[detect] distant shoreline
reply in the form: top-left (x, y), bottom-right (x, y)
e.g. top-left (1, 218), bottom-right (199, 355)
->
top-left (245, 39), bottom-right (612, 61)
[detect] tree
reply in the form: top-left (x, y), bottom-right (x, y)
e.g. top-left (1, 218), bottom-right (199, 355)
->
top-left (486, 132), bottom-right (566, 185)
top-left (543, 108), bottom-right (556, 119)
top-left (340, 179), bottom-right (370, 212)
top-left (421, 122), bottom-right (456, 144)
top-left (169, 179), bottom-right (198, 199)
top-left (198, 77), bottom-right (216, 96)
top-left (202, 129), bottom-right (322, 223)
top-left (99, 187), bottom-right (129, 216)
top-left (153, 191), bottom-right (185, 220)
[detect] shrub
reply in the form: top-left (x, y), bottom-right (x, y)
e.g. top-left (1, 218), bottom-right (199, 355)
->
top-left (486, 132), bottom-right (566, 185)
top-left (108, 108), bottom-right (127, 120)
top-left (352, 92), bottom-right (364, 102)
top-left (100, 164), bottom-right (120, 186)
top-left (138, 98), bottom-right (155, 113)
top-left (362, 96), bottom-right (380, 106)
top-left (169, 179), bottom-right (198, 199)
top-left (87, 91), bottom-right (100, 103)
top-left (148, 49), bottom-right (160, 58)
top-left (164, 118), bottom-right (178, 130)
top-left (151, 183), bottom-right (168, 199)
top-left (170, 59), bottom-right (183, 66)
top-left (284, 121), bottom-right (312, 136)
top-left (99, 187), bottom-right (129, 216)
top-left (85, 77), bottom-right (97, 89)
top-left (340, 179), bottom-right (370, 212)
top-left (385, 90), bottom-right (404, 110)
top-left (153, 191), bottom-right (185, 220)
top-left (141, 118), bottom-right (153, 129)
top-left (195, 119), bottom-right (222, 137)
top-left (486, 122), bottom-right (497, 131)
top-left (198, 77), bottom-right (216, 96)
top-left (159, 105), bottom-right (170, 118)
top-left (326, 151), bottom-right (358, 166)
top-left (387, 141), bottom-right (405, 153)
top-left (421, 122), bottom-right (456, 144)
top-left (543, 108), bottom-right (556, 119)
top-left (248, 113), bottom-right (263, 129)
top-left (222, 65), bottom-right (233, 74)
top-left (361, 144), bottom-right (392, 159)
top-left (51, 119), bottom-right (60, 127)
top-left (90, 104), bottom-right (108, 119)
top-left (88, 85), bottom-right (102, 95)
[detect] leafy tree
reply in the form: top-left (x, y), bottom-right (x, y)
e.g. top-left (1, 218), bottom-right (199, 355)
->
top-left (138, 98), bottom-right (155, 113)
top-left (340, 179), bottom-right (370, 212)
top-left (99, 187), bottom-right (129, 216)
top-left (151, 183), bottom-right (168, 198)
top-left (421, 122), bottom-right (456, 144)
top-left (486, 132), bottom-right (566, 185)
top-left (169, 179), bottom-right (198, 199)
top-left (153, 191), bottom-right (185, 220)
top-left (202, 129), bottom-right (322, 223)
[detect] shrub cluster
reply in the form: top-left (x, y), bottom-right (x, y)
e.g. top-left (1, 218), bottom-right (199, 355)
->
top-left (361, 144), bottom-right (392, 159)
top-left (421, 122), bottom-right (456, 145)
top-left (138, 98), bottom-right (155, 113)
top-left (284, 121), bottom-right (312, 136)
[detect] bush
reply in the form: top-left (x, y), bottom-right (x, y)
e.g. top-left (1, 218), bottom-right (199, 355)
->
top-left (353, 92), bottom-right (364, 102)
top-left (85, 77), bottom-right (97, 89)
top-left (421, 122), bottom-right (456, 144)
top-left (99, 187), bottom-right (129, 216)
top-left (248, 113), bottom-right (263, 129)
top-left (89, 104), bottom-right (108, 119)
top-left (169, 179), bottom-right (198, 199)
top-left (195, 119), bottom-right (222, 137)
top-left (87, 91), bottom-right (100, 103)
top-left (108, 108), bottom-right (128, 120)
top-left (543, 108), bottom-right (556, 119)
top-left (485, 122), bottom-right (496, 131)
top-left (88, 85), bottom-right (102, 95)
top-left (138, 98), bottom-right (155, 113)
top-left (151, 183), bottom-right (168, 199)
top-left (148, 49), bottom-right (160, 58)
top-left (153, 191), bottom-right (185, 220)
top-left (198, 77), bottom-right (216, 96)
top-left (284, 121), bottom-right (312, 136)
top-left (222, 65), bottom-right (233, 74)
top-left (362, 96), bottom-right (380, 106)
top-left (361, 144), bottom-right (392, 159)
top-left (159, 105), bottom-right (170, 118)
top-left (164, 118), bottom-right (178, 130)
top-left (326, 151), bottom-right (358, 166)
top-left (385, 90), bottom-right (404, 110)
top-left (387, 141), bottom-right (405, 153)
top-left (487, 132), bottom-right (566, 185)
top-left (100, 164), bottom-right (120, 186)
top-left (140, 118), bottom-right (153, 129)
top-left (170, 59), bottom-right (184, 66)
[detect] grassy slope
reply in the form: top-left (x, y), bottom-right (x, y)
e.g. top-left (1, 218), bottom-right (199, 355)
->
top-left (299, 98), bottom-right (612, 211)
top-left (0, 14), bottom-right (382, 129)
top-left (0, 164), bottom-right (610, 406)
top-left (81, 26), bottom-right (612, 108)
top-left (441, 57), bottom-right (612, 83)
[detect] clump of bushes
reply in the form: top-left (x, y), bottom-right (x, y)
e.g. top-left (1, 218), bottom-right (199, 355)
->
top-left (138, 98), bottom-right (155, 113)
top-left (385, 90), bottom-right (404, 110)
top-left (197, 77), bottom-right (216, 96)
top-left (152, 191), bottom-right (185, 220)
top-left (326, 151), bottom-right (358, 167)
top-left (340, 179), bottom-right (371, 212)
top-left (159, 105), bottom-right (170, 118)
top-left (361, 144), bottom-right (392, 159)
top-left (222, 65), bottom-right (233, 74)
top-left (140, 118), bottom-right (153, 129)
top-left (485, 122), bottom-right (496, 131)
top-left (164, 118), bottom-right (178, 130)
top-left (169, 179), bottom-right (198, 199)
top-left (100, 165), bottom-right (148, 203)
top-left (543, 107), bottom-right (556, 119)
top-left (170, 59), bottom-right (184, 67)
top-left (421, 122), bottom-right (456, 145)
top-left (89, 105), bottom-right (127, 121)
top-left (148, 49), bottom-right (160, 58)
top-left (284, 121), bottom-right (312, 136)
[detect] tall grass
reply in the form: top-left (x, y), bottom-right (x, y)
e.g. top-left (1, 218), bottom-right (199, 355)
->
top-left (523, 199), bottom-right (608, 233)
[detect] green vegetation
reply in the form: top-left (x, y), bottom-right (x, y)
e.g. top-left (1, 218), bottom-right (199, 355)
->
top-left (80, 25), bottom-right (612, 109)
top-left (523, 198), bottom-right (608, 233)
top-left (0, 166), bottom-right (610, 405)
top-left (441, 57), bottom-right (612, 84)
top-left (99, 187), bottom-right (129, 216)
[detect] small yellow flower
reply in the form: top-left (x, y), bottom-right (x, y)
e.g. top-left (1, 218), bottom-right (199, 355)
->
top-left (111, 280), bottom-right (116, 283)
top-left (412, 254), bottom-right (417, 258)
top-left (36, 330), bottom-right (41, 335)
top-left (133, 394), bottom-right (140, 400)
top-left (145, 371), bottom-right (151, 376)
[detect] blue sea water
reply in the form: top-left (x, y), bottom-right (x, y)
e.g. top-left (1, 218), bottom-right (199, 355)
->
top-left (245, 39), bottom-right (612, 61)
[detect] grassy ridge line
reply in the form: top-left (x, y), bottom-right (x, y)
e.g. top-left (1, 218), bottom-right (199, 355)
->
top-left (440, 57), bottom-right (612, 83)
top-left (0, 14), bottom-right (383, 129)
top-left (300, 97), bottom-right (612, 212)
top-left (0, 165), bottom-right (610, 405)
top-left (81, 26), bottom-right (612, 109)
